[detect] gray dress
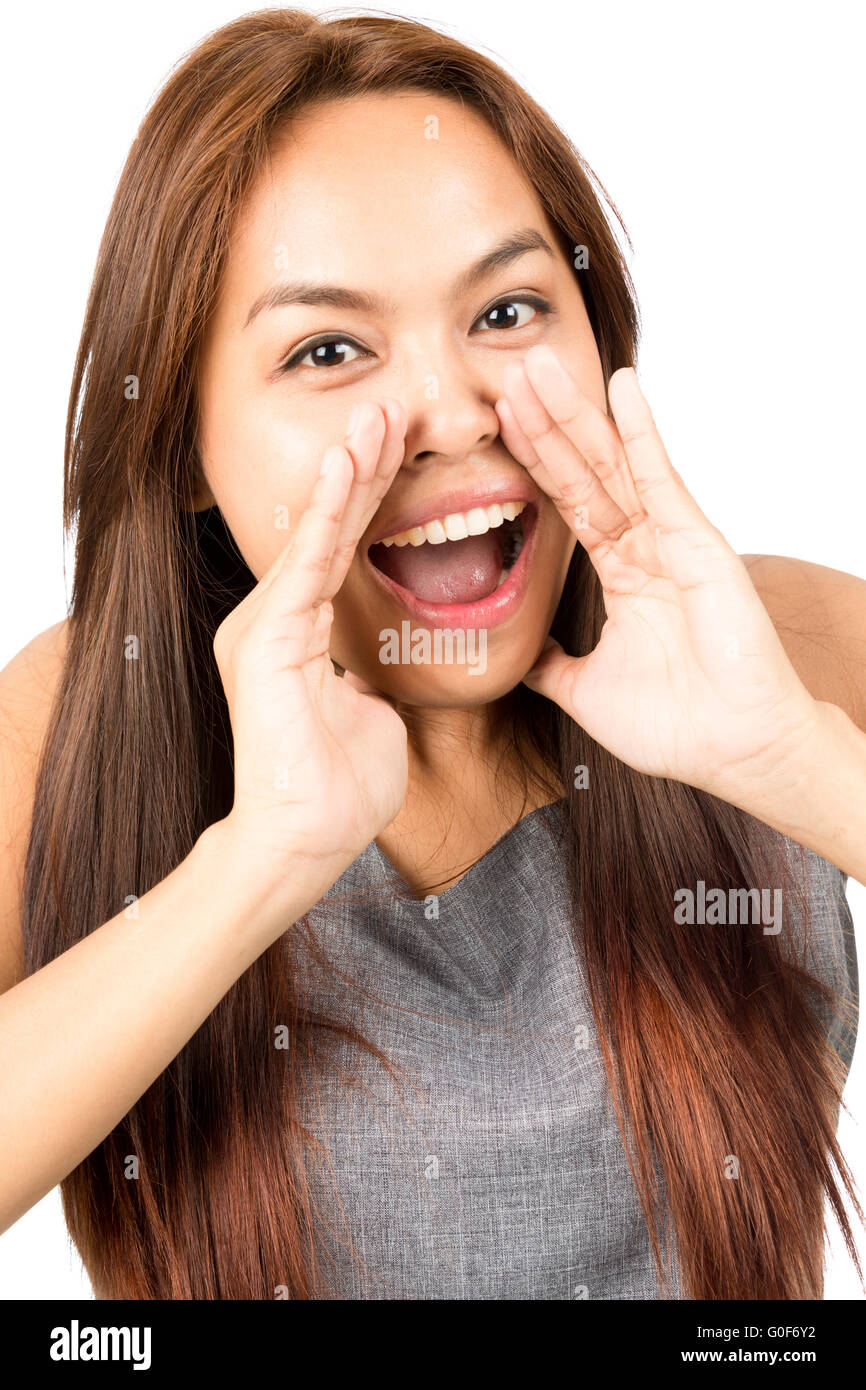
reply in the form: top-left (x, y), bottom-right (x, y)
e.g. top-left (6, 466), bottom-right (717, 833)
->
top-left (294, 799), bottom-right (858, 1300)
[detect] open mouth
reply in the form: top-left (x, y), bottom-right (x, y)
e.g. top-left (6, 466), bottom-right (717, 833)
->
top-left (364, 496), bottom-right (538, 632)
top-left (368, 499), bottom-right (532, 608)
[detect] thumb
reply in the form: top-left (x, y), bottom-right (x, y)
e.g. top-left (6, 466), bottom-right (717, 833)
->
top-left (522, 637), bottom-right (586, 713)
top-left (340, 666), bottom-right (398, 706)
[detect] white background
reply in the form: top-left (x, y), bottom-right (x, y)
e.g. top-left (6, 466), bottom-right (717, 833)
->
top-left (0, 0), bottom-right (863, 1297)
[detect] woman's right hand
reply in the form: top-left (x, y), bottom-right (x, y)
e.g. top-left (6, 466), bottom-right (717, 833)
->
top-left (210, 398), bottom-right (409, 890)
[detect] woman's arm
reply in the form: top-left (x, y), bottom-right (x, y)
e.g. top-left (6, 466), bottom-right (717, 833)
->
top-left (0, 817), bottom-right (325, 1236)
top-left (705, 695), bottom-right (866, 884)
top-left (734, 556), bottom-right (866, 878)
top-left (743, 553), bottom-right (866, 735)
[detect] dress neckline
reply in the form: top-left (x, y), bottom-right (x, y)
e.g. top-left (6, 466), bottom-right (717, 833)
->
top-left (370, 797), bottom-right (567, 907)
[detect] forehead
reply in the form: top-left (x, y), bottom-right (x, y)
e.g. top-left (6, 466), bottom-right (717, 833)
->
top-left (223, 92), bottom-right (554, 304)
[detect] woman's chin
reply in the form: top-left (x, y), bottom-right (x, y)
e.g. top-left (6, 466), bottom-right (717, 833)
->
top-left (338, 650), bottom-right (537, 709)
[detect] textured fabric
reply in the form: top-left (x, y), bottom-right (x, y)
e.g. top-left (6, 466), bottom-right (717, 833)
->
top-left (293, 799), bottom-right (858, 1300)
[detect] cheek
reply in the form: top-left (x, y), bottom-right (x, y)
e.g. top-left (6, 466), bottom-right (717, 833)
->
top-left (199, 399), bottom-right (327, 580)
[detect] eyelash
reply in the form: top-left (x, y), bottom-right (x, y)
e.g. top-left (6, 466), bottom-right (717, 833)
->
top-left (275, 293), bottom-right (555, 375)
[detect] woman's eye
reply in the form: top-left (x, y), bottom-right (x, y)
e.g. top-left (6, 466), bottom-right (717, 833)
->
top-left (279, 337), bottom-right (368, 373)
top-left (277, 295), bottom-right (553, 375)
top-left (474, 296), bottom-right (552, 333)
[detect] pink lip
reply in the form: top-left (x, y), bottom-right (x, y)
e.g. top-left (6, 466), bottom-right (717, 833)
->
top-left (365, 504), bottom-right (538, 630)
top-left (366, 477), bottom-right (542, 548)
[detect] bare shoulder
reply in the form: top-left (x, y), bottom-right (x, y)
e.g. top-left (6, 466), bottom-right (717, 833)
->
top-left (742, 554), bottom-right (866, 730)
top-left (0, 619), bottom-right (70, 992)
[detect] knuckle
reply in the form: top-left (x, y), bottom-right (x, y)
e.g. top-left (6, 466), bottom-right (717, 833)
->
top-left (333, 537), bottom-right (359, 566)
top-left (562, 471), bottom-right (597, 507)
top-left (319, 502), bottom-right (345, 524)
top-left (593, 449), bottom-right (628, 487)
top-left (605, 515), bottom-right (632, 545)
top-left (634, 470), bottom-right (670, 499)
top-left (524, 414), bottom-right (558, 446)
top-left (519, 451), bottom-right (545, 475)
top-left (552, 404), bottom-right (583, 435)
top-left (618, 422), bottom-right (653, 448)
top-left (302, 550), bottom-right (332, 577)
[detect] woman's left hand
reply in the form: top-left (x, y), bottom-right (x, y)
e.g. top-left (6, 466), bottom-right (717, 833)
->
top-left (495, 344), bottom-right (823, 806)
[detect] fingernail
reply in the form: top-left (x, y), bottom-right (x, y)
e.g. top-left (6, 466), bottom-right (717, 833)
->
top-left (346, 403), bottom-right (362, 437)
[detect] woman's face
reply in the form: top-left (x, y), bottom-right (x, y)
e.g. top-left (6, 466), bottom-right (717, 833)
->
top-left (197, 92), bottom-right (606, 706)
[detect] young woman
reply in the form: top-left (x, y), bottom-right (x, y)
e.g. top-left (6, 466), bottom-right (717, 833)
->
top-left (1, 8), bottom-right (864, 1301)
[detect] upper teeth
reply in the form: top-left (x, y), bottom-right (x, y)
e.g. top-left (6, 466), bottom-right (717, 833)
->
top-left (378, 500), bottom-right (527, 547)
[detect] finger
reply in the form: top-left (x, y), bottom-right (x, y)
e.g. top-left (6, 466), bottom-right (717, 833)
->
top-left (494, 394), bottom-right (566, 509)
top-left (326, 397), bottom-right (407, 591)
top-left (521, 636), bottom-right (589, 714)
top-left (327, 401), bottom-right (387, 580)
top-left (522, 344), bottom-right (644, 522)
top-left (369, 397), bottom-right (409, 488)
top-left (607, 368), bottom-right (707, 530)
top-left (500, 359), bottom-right (630, 548)
top-left (271, 445), bottom-right (355, 616)
top-left (497, 391), bottom-right (612, 553)
top-left (307, 599), bottom-right (334, 657)
top-left (366, 395), bottom-right (409, 514)
top-left (341, 666), bottom-right (399, 706)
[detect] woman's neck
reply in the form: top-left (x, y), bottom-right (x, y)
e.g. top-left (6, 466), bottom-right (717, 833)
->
top-left (375, 699), bottom-right (562, 898)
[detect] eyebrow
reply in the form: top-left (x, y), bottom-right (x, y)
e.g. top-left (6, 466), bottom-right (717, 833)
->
top-left (243, 226), bottom-right (557, 328)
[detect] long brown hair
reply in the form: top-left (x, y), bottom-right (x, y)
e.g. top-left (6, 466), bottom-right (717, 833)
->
top-left (23, 7), bottom-right (861, 1298)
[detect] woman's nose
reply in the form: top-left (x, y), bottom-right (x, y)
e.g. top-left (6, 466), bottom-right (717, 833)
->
top-left (385, 343), bottom-right (502, 466)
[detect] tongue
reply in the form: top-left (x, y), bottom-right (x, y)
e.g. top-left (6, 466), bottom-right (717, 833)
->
top-left (372, 530), bottom-right (504, 604)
